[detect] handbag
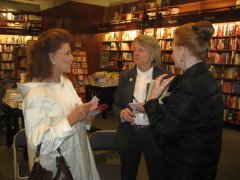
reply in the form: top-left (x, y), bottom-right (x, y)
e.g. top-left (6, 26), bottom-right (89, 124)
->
top-left (53, 148), bottom-right (73, 180)
top-left (29, 144), bottom-right (73, 180)
top-left (28, 144), bottom-right (53, 180)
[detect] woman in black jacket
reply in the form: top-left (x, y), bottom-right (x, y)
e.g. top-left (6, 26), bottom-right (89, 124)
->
top-left (144, 21), bottom-right (224, 180)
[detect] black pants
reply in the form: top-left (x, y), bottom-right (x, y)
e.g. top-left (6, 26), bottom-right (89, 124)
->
top-left (119, 130), bottom-right (162, 180)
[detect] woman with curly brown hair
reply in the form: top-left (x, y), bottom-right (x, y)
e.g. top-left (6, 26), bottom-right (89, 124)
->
top-left (18, 28), bottom-right (100, 179)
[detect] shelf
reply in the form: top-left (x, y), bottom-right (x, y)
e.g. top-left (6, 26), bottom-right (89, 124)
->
top-left (224, 121), bottom-right (240, 131)
top-left (0, 61), bottom-right (14, 63)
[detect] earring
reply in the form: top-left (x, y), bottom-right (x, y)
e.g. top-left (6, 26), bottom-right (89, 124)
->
top-left (151, 58), bottom-right (154, 62)
top-left (51, 58), bottom-right (56, 64)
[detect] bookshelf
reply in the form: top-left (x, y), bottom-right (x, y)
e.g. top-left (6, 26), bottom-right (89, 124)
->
top-left (0, 10), bottom-right (42, 31)
top-left (100, 30), bottom-right (141, 71)
top-left (70, 50), bottom-right (89, 102)
top-left (0, 35), bottom-right (37, 81)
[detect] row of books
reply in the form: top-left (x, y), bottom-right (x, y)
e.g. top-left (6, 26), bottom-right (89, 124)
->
top-left (162, 64), bottom-right (240, 79)
top-left (1, 62), bottom-right (14, 70)
top-left (1, 53), bottom-right (14, 61)
top-left (221, 81), bottom-right (240, 95)
top-left (72, 62), bottom-right (88, 69)
top-left (102, 30), bottom-right (140, 42)
top-left (211, 66), bottom-right (235, 79)
top-left (223, 94), bottom-right (240, 110)
top-left (208, 52), bottom-right (237, 64)
top-left (210, 38), bottom-right (240, 51)
top-left (213, 23), bottom-right (240, 37)
top-left (159, 40), bottom-right (172, 50)
top-left (162, 51), bottom-right (240, 65)
top-left (0, 35), bottom-right (35, 44)
top-left (156, 27), bottom-right (177, 39)
top-left (102, 42), bottom-right (132, 51)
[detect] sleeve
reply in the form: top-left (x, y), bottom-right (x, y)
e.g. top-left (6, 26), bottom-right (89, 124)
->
top-left (145, 90), bottom-right (200, 147)
top-left (23, 89), bottom-right (76, 155)
top-left (112, 72), bottom-right (125, 122)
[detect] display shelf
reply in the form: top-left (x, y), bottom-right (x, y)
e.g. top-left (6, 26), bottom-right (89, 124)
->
top-left (70, 50), bottom-right (89, 102)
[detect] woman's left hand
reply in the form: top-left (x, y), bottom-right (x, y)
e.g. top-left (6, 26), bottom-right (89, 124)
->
top-left (136, 103), bottom-right (145, 113)
top-left (81, 115), bottom-right (94, 125)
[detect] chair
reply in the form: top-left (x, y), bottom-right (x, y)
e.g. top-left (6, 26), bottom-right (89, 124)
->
top-left (13, 129), bottom-right (29, 180)
top-left (89, 130), bottom-right (121, 180)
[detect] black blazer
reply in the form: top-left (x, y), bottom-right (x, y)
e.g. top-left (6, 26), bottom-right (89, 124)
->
top-left (145, 62), bottom-right (224, 179)
top-left (113, 66), bottom-right (165, 149)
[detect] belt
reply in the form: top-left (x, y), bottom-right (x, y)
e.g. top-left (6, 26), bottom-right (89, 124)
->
top-left (133, 125), bottom-right (151, 132)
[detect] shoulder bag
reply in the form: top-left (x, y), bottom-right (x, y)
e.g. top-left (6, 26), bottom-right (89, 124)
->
top-left (29, 144), bottom-right (73, 180)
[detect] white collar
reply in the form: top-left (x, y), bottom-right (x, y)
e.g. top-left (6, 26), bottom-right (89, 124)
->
top-left (137, 66), bottom-right (153, 78)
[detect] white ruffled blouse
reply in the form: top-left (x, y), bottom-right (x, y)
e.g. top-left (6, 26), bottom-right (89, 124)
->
top-left (18, 76), bottom-right (100, 180)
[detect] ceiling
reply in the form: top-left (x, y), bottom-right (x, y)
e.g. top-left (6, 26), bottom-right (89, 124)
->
top-left (3, 0), bottom-right (135, 10)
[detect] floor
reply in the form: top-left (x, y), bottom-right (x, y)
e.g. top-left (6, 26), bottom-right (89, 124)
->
top-left (0, 112), bottom-right (240, 180)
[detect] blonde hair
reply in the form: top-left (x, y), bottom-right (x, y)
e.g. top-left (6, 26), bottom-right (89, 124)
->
top-left (134, 35), bottom-right (161, 67)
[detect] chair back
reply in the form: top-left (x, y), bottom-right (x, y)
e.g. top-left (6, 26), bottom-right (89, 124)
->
top-left (13, 129), bottom-right (29, 180)
top-left (89, 130), bottom-right (120, 180)
top-left (14, 129), bottom-right (27, 149)
top-left (89, 130), bottom-right (118, 150)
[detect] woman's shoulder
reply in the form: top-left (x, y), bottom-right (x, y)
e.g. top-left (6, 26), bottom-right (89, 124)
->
top-left (18, 82), bottom-right (49, 99)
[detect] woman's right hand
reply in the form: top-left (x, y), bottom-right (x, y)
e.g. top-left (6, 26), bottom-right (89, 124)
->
top-left (120, 108), bottom-right (135, 123)
top-left (150, 74), bottom-right (174, 100)
top-left (67, 103), bottom-right (91, 126)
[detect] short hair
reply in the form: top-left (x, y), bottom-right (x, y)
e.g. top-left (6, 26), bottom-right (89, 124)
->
top-left (133, 35), bottom-right (161, 67)
top-left (28, 28), bottom-right (72, 81)
top-left (174, 21), bottom-right (214, 61)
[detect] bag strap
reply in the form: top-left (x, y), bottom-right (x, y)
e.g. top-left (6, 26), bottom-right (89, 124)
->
top-left (57, 147), bottom-right (62, 156)
top-left (34, 143), bottom-right (42, 162)
top-left (34, 144), bottom-right (62, 161)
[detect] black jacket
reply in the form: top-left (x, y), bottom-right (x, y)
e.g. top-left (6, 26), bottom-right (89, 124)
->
top-left (145, 62), bottom-right (224, 180)
top-left (113, 66), bottom-right (165, 149)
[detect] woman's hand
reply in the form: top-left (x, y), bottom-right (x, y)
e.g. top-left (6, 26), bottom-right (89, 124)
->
top-left (67, 103), bottom-right (92, 126)
top-left (136, 103), bottom-right (145, 113)
top-left (120, 108), bottom-right (135, 123)
top-left (81, 115), bottom-right (94, 125)
top-left (150, 74), bottom-right (175, 100)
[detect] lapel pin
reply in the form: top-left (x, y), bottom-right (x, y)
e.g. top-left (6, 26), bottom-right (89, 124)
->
top-left (129, 78), bottom-right (133, 82)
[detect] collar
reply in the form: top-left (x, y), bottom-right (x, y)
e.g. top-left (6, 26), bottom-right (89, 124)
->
top-left (137, 66), bottom-right (153, 79)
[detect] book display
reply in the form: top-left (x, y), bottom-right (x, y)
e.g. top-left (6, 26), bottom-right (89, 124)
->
top-left (70, 50), bottom-right (89, 102)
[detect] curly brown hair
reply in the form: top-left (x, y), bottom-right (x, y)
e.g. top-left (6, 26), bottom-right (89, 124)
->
top-left (28, 28), bottom-right (72, 81)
